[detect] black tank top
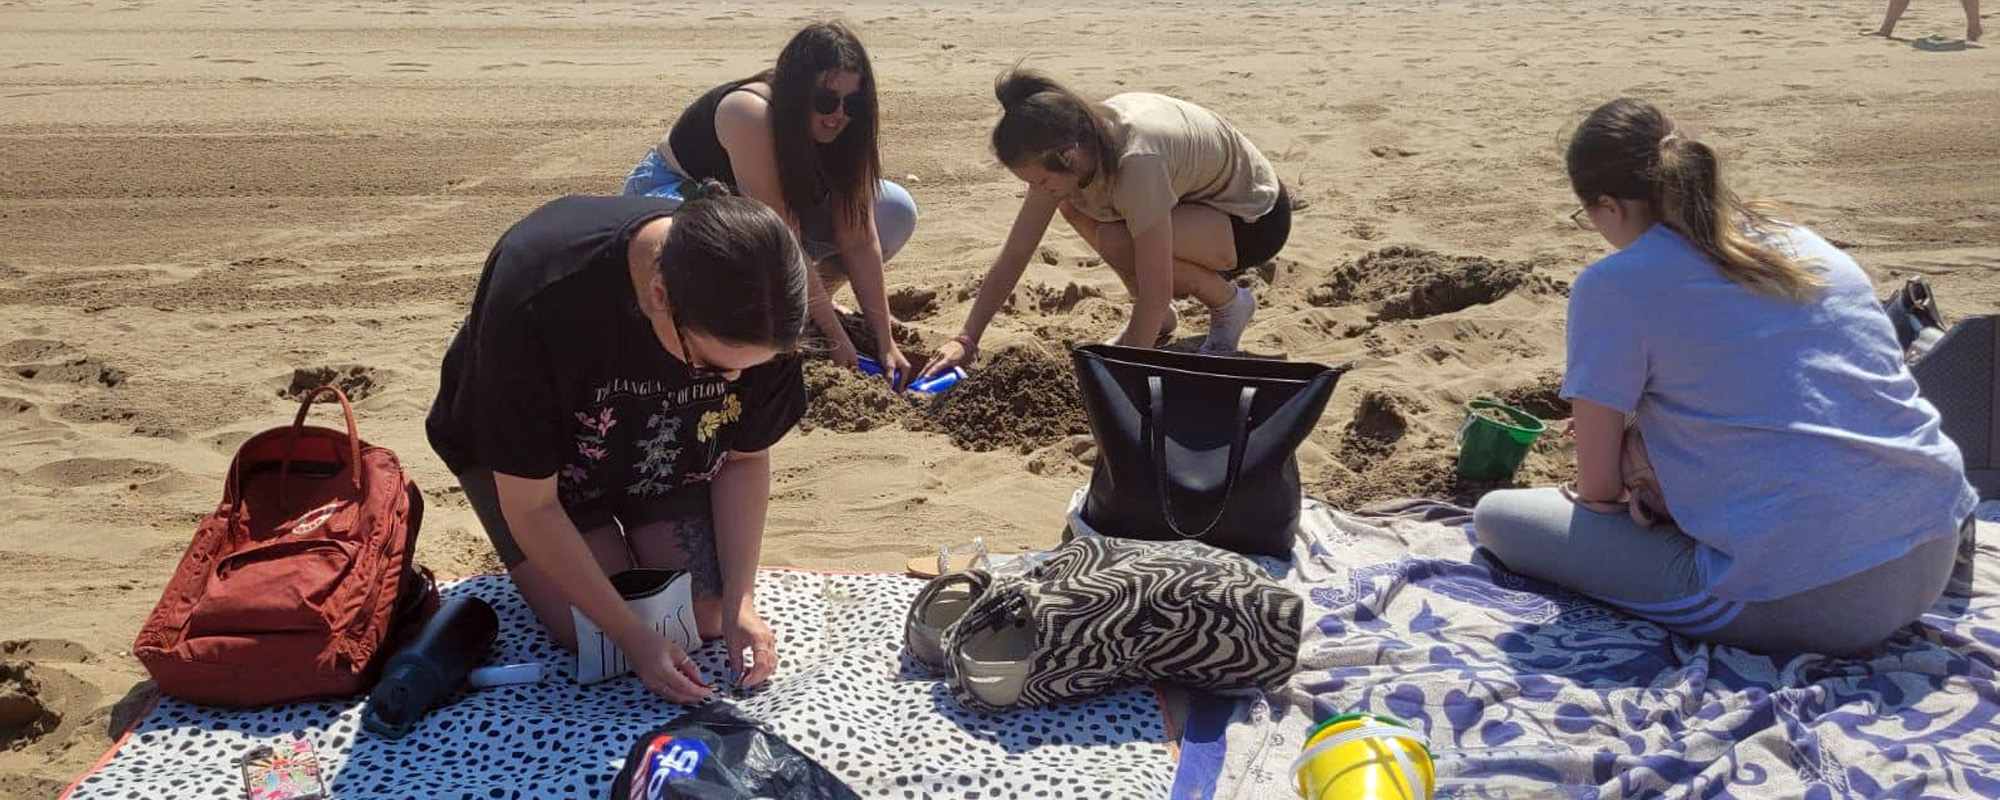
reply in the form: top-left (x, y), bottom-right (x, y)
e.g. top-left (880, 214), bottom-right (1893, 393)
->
top-left (663, 80), bottom-right (829, 209)
top-left (665, 81), bottom-right (756, 187)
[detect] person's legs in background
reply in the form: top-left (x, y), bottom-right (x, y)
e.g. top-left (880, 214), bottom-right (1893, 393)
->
top-left (798, 179), bottom-right (920, 297)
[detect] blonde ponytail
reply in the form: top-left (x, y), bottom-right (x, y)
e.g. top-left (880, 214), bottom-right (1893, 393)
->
top-left (1655, 137), bottom-right (1824, 301)
top-left (1568, 98), bottom-right (1826, 302)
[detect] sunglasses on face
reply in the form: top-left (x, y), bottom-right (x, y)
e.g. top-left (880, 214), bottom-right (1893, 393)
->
top-left (668, 311), bottom-right (721, 379)
top-left (811, 88), bottom-right (866, 117)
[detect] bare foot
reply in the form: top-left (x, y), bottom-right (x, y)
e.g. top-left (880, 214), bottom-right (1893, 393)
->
top-left (1970, 22), bottom-right (1983, 42)
top-left (1865, 27), bottom-right (1894, 37)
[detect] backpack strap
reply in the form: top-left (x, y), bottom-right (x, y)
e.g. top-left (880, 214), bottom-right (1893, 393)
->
top-left (276, 385), bottom-right (365, 508)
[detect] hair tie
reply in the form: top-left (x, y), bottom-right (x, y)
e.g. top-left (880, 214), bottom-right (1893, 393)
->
top-left (1660, 133), bottom-right (1684, 148)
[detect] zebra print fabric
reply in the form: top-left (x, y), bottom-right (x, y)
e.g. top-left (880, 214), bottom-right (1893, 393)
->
top-left (937, 536), bottom-right (1302, 711)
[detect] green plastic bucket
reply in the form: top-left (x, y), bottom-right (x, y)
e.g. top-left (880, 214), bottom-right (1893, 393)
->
top-left (1455, 399), bottom-right (1547, 481)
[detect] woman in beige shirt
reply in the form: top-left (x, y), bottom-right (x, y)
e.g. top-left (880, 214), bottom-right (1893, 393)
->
top-left (921, 68), bottom-right (1290, 379)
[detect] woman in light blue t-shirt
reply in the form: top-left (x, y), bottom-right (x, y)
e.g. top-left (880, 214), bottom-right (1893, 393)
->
top-left (1473, 98), bottom-right (1978, 656)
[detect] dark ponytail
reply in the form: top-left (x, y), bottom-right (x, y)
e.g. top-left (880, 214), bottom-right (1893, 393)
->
top-left (1567, 98), bottom-right (1823, 301)
top-left (990, 67), bottom-right (1119, 180)
top-left (657, 178), bottom-right (809, 349)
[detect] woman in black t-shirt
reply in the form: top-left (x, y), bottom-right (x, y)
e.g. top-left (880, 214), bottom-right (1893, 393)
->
top-left (426, 182), bottom-right (808, 703)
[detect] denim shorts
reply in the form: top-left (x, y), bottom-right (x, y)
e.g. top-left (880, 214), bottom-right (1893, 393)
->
top-left (621, 149), bottom-right (918, 262)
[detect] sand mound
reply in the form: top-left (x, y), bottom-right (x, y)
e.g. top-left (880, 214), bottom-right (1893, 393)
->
top-left (0, 663), bottom-right (60, 752)
top-left (1488, 370), bottom-right (1572, 422)
top-left (1308, 247), bottom-right (1568, 321)
top-left (1021, 281), bottom-right (1105, 314)
top-left (1338, 389), bottom-right (1423, 470)
top-left (799, 360), bottom-right (917, 434)
top-left (914, 347), bottom-right (1091, 453)
top-left (887, 286), bottom-right (939, 321)
top-left (279, 364), bottom-right (379, 401)
top-left (801, 346), bottom-right (1091, 454)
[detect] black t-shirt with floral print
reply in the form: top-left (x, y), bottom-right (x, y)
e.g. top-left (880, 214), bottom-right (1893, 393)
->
top-left (426, 195), bottom-right (806, 510)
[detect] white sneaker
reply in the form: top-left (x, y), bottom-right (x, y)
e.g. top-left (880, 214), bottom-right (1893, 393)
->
top-left (1199, 286), bottom-right (1255, 356)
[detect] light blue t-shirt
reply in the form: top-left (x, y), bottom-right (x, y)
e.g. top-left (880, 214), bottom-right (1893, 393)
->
top-left (1562, 223), bottom-right (1978, 602)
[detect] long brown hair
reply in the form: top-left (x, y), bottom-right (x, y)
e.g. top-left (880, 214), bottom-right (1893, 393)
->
top-left (1567, 98), bottom-right (1823, 301)
top-left (990, 68), bottom-right (1120, 185)
top-left (754, 22), bottom-right (880, 227)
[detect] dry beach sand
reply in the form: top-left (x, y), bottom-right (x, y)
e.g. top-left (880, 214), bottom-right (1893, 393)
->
top-left (3, 0), bottom-right (1997, 795)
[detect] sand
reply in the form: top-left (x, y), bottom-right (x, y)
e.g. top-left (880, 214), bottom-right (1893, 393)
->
top-left (3, 0), bottom-right (1997, 795)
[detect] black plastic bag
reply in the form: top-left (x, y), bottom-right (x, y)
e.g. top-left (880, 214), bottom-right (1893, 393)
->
top-left (608, 703), bottom-right (860, 800)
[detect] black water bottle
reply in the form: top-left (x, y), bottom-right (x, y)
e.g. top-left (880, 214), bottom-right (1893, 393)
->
top-left (362, 595), bottom-right (498, 739)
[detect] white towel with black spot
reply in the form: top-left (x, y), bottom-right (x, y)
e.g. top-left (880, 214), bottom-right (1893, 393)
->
top-left (62, 571), bottom-right (1174, 799)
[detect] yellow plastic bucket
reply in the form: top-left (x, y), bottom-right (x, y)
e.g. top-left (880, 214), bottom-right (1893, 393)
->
top-left (1292, 713), bottom-right (1436, 800)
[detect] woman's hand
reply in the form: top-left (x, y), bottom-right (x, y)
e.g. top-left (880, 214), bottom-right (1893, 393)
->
top-left (877, 344), bottom-right (914, 391)
top-left (625, 629), bottom-right (710, 704)
top-left (722, 597), bottom-right (780, 689)
top-left (826, 337), bottom-right (861, 370)
top-left (920, 335), bottom-right (978, 380)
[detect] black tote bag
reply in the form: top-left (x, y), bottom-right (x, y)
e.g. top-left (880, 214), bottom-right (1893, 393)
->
top-left (1072, 345), bottom-right (1345, 558)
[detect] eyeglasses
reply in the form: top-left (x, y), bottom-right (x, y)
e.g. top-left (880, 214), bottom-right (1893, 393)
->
top-left (1569, 205), bottom-right (1598, 231)
top-left (811, 88), bottom-right (866, 117)
top-left (668, 310), bottom-right (720, 379)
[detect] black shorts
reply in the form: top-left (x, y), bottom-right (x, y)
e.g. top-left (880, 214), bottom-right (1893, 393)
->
top-left (1229, 183), bottom-right (1292, 270)
top-left (456, 468), bottom-right (723, 595)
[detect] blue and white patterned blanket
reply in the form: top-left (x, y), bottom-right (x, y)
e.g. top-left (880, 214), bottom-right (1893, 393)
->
top-left (1147, 497), bottom-right (2000, 799)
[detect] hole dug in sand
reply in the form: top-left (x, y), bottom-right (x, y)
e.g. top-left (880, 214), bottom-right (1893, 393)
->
top-left (1307, 247), bottom-right (1568, 322)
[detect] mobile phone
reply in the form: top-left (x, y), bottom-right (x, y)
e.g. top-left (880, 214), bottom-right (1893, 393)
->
top-left (239, 737), bottom-right (329, 800)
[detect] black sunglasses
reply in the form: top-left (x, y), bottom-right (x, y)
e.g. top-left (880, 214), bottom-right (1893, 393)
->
top-left (668, 310), bottom-right (720, 378)
top-left (811, 88), bottom-right (867, 117)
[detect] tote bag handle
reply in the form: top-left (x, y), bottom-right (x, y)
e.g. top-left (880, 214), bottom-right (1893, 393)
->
top-left (1148, 376), bottom-right (1256, 540)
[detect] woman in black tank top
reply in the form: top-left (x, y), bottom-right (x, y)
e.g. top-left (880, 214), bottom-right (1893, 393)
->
top-left (622, 22), bottom-right (922, 388)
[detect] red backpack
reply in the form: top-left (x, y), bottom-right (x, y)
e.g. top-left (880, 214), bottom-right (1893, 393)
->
top-left (134, 386), bottom-right (436, 707)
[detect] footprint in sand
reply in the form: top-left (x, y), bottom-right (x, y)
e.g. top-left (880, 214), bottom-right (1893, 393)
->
top-left (289, 60), bottom-right (336, 67)
top-left (21, 457), bottom-right (174, 489)
top-left (479, 62), bottom-right (528, 71)
top-left (10, 358), bottom-right (126, 388)
top-left (210, 57), bottom-right (255, 64)
top-left (0, 339), bottom-right (78, 362)
top-left (0, 395), bottom-right (36, 421)
top-left (6, 62), bottom-right (61, 69)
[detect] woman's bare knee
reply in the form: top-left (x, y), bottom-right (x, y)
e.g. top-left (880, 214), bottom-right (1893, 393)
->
top-left (693, 595), bottom-right (724, 640)
top-left (508, 562), bottom-right (581, 651)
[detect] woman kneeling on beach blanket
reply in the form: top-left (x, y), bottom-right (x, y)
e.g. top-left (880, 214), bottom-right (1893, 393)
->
top-left (426, 181), bottom-right (808, 702)
top-left (623, 21), bottom-right (918, 388)
top-left (1474, 98), bottom-right (1979, 656)
top-left (921, 68), bottom-right (1290, 380)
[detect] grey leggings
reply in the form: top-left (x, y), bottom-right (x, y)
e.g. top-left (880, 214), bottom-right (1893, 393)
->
top-left (1472, 488), bottom-right (1966, 656)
